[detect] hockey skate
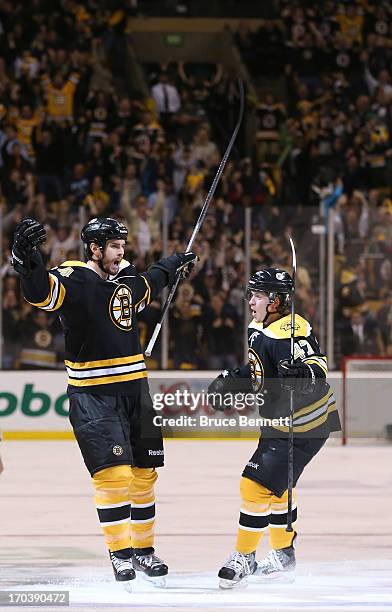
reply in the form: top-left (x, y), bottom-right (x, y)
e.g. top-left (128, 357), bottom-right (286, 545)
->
top-left (132, 547), bottom-right (168, 587)
top-left (110, 550), bottom-right (136, 591)
top-left (218, 551), bottom-right (257, 589)
top-left (255, 545), bottom-right (296, 582)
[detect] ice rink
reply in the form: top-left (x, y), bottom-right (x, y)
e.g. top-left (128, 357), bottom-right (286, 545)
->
top-left (1, 439), bottom-right (391, 611)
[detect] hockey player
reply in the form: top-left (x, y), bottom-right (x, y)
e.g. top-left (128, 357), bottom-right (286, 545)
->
top-left (208, 268), bottom-right (341, 588)
top-left (11, 217), bottom-right (197, 587)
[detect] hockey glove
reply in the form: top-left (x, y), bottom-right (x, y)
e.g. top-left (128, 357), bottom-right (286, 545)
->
top-left (174, 252), bottom-right (198, 279)
top-left (208, 368), bottom-right (252, 411)
top-left (11, 218), bottom-right (46, 277)
top-left (278, 359), bottom-right (315, 394)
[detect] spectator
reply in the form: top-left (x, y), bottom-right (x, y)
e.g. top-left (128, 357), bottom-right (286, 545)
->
top-left (204, 293), bottom-right (238, 369)
top-left (2, 286), bottom-right (21, 368)
top-left (151, 71), bottom-right (181, 135)
top-left (378, 292), bottom-right (392, 355)
top-left (19, 310), bottom-right (62, 370)
top-left (190, 125), bottom-right (219, 166)
top-left (123, 194), bottom-right (162, 259)
top-left (49, 224), bottom-right (79, 267)
top-left (341, 310), bottom-right (384, 356)
top-left (42, 71), bottom-right (80, 123)
top-left (33, 127), bottom-right (64, 199)
top-left (170, 284), bottom-right (203, 369)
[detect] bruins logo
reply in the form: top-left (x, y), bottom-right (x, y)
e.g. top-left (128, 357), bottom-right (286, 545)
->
top-left (34, 329), bottom-right (52, 348)
top-left (280, 320), bottom-right (300, 332)
top-left (248, 347), bottom-right (264, 392)
top-left (110, 285), bottom-right (133, 331)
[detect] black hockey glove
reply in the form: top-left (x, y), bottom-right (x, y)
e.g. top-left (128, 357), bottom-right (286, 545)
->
top-left (278, 359), bottom-right (315, 394)
top-left (11, 218), bottom-right (46, 277)
top-left (175, 252), bottom-right (198, 279)
top-left (150, 252), bottom-right (198, 283)
top-left (207, 368), bottom-right (252, 411)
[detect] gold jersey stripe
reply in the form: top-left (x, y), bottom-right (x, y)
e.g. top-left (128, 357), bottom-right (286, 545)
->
top-left (46, 281), bottom-right (66, 311)
top-left (304, 357), bottom-right (328, 375)
top-left (291, 389), bottom-right (333, 420)
top-left (28, 274), bottom-right (55, 307)
top-left (65, 354), bottom-right (144, 369)
top-left (135, 276), bottom-right (151, 309)
top-left (273, 402), bottom-right (337, 433)
top-left (27, 274), bottom-right (66, 311)
top-left (68, 370), bottom-right (148, 386)
top-left (304, 355), bottom-right (327, 365)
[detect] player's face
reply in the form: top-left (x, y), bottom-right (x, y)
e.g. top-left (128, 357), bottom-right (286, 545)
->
top-left (248, 291), bottom-right (270, 323)
top-left (103, 240), bottom-right (125, 275)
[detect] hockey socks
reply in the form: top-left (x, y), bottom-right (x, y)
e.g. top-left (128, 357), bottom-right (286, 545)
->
top-left (92, 465), bottom-right (157, 553)
top-left (129, 467), bottom-right (157, 549)
top-left (93, 465), bottom-right (133, 552)
top-left (236, 477), bottom-right (297, 554)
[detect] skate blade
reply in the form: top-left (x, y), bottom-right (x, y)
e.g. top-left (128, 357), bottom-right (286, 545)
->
top-left (140, 573), bottom-right (167, 588)
top-left (252, 570), bottom-right (295, 584)
top-left (219, 577), bottom-right (248, 590)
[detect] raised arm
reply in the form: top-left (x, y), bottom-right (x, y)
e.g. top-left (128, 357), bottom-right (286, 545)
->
top-left (11, 218), bottom-right (65, 311)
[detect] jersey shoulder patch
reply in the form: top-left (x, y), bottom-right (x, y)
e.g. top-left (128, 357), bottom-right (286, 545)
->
top-left (261, 314), bottom-right (312, 340)
top-left (51, 261), bottom-right (91, 282)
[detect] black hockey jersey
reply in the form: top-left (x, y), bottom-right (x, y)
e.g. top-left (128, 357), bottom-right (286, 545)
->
top-left (246, 313), bottom-right (341, 437)
top-left (21, 259), bottom-right (169, 395)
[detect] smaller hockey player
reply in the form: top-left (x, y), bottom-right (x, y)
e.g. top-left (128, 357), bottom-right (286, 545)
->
top-left (208, 268), bottom-right (341, 588)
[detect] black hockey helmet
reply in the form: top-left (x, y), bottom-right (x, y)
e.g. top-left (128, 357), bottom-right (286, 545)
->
top-left (246, 268), bottom-right (293, 314)
top-left (81, 217), bottom-right (128, 259)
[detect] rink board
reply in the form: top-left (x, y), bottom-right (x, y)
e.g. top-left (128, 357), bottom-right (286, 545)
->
top-left (0, 370), bottom-right (391, 438)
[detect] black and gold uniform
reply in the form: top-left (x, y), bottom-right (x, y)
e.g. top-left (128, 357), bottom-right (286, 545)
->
top-left (246, 313), bottom-right (339, 439)
top-left (210, 268), bottom-right (341, 586)
top-left (20, 257), bottom-right (170, 473)
top-left (22, 258), bottom-right (159, 396)
top-left (12, 217), bottom-right (196, 582)
top-left (242, 312), bottom-right (339, 498)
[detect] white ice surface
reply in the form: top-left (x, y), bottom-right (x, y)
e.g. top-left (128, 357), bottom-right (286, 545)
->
top-left (1, 440), bottom-right (392, 611)
top-left (2, 562), bottom-right (392, 612)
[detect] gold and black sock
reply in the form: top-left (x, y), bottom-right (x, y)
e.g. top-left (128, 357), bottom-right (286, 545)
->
top-left (129, 467), bottom-right (157, 550)
top-left (93, 465), bottom-right (132, 553)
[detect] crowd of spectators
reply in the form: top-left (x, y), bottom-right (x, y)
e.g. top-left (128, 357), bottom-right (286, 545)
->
top-left (1, 0), bottom-right (391, 372)
top-left (235, 0), bottom-right (392, 358)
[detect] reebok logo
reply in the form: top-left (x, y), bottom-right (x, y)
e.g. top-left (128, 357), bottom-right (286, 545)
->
top-left (148, 449), bottom-right (164, 456)
top-left (247, 461), bottom-right (259, 470)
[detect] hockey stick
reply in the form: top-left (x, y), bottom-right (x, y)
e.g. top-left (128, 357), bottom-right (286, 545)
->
top-left (145, 79), bottom-right (245, 357)
top-left (286, 236), bottom-right (297, 533)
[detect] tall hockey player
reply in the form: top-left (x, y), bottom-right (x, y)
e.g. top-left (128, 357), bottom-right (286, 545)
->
top-left (11, 217), bottom-right (197, 587)
top-left (208, 268), bottom-right (341, 588)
